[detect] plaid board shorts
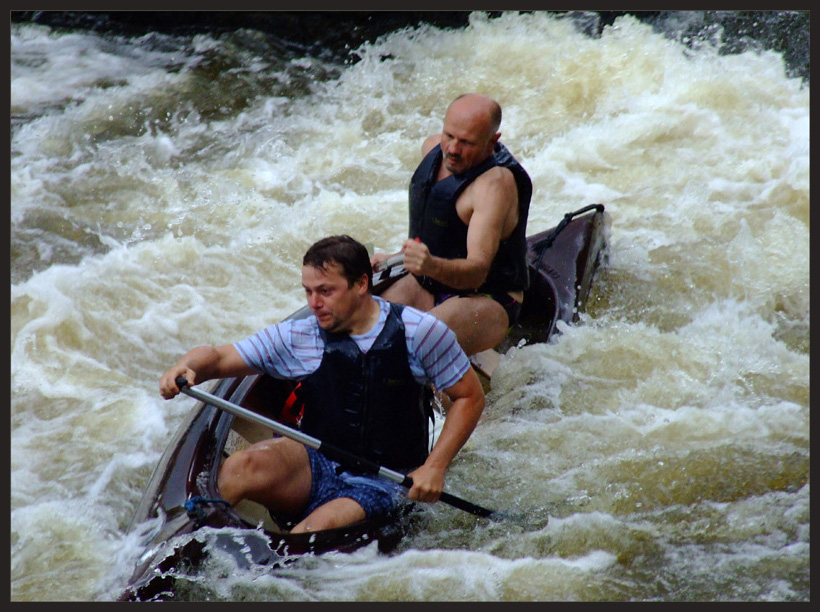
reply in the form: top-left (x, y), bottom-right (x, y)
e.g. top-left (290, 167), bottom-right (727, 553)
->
top-left (299, 446), bottom-right (408, 521)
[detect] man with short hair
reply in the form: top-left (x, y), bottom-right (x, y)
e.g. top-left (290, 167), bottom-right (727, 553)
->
top-left (372, 93), bottom-right (532, 356)
top-left (160, 235), bottom-right (485, 533)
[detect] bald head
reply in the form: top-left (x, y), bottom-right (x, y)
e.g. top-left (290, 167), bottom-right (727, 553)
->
top-left (439, 93), bottom-right (503, 174)
top-left (448, 93), bottom-right (502, 138)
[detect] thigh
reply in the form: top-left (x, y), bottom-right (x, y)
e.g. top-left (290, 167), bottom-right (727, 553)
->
top-left (290, 470), bottom-right (406, 533)
top-left (378, 273), bottom-right (435, 310)
top-left (291, 497), bottom-right (366, 533)
top-left (221, 437), bottom-right (313, 516)
top-left (432, 295), bottom-right (509, 355)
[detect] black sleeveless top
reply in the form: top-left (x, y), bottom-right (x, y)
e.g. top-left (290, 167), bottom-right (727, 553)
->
top-left (408, 142), bottom-right (532, 296)
top-left (298, 303), bottom-right (432, 472)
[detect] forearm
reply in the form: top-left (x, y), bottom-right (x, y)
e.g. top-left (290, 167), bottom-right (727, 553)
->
top-left (423, 255), bottom-right (489, 291)
top-left (171, 345), bottom-right (228, 381)
top-left (423, 389), bottom-right (484, 472)
top-left (405, 395), bottom-right (482, 503)
top-left (401, 233), bottom-right (495, 291)
top-left (159, 344), bottom-right (253, 399)
top-left (405, 361), bottom-right (484, 502)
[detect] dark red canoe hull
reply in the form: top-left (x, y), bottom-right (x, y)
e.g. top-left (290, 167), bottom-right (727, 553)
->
top-left (120, 204), bottom-right (609, 601)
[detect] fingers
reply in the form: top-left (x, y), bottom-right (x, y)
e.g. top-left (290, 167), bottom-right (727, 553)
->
top-left (406, 466), bottom-right (444, 503)
top-left (401, 239), bottom-right (429, 275)
top-left (371, 251), bottom-right (403, 272)
top-left (159, 367), bottom-right (194, 399)
top-left (158, 372), bottom-right (178, 400)
top-left (408, 482), bottom-right (442, 503)
top-left (370, 252), bottom-right (388, 270)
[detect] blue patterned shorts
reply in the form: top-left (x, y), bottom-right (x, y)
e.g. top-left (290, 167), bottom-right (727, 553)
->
top-left (300, 447), bottom-right (407, 520)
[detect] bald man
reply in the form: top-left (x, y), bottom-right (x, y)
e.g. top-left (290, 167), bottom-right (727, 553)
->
top-left (373, 94), bottom-right (533, 356)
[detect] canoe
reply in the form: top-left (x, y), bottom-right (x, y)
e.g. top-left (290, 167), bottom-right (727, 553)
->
top-left (119, 203), bottom-right (609, 601)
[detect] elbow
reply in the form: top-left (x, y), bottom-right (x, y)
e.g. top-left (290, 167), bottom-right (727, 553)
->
top-left (465, 261), bottom-right (490, 290)
top-left (469, 389), bottom-right (486, 421)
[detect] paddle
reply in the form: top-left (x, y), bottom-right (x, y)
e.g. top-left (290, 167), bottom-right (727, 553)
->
top-left (373, 252), bottom-right (405, 272)
top-left (371, 252), bottom-right (408, 289)
top-left (175, 377), bottom-right (508, 521)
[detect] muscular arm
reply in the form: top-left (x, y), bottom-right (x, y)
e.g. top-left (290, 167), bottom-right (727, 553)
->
top-left (406, 366), bottom-right (485, 502)
top-left (159, 344), bottom-right (257, 399)
top-left (402, 166), bottom-right (518, 290)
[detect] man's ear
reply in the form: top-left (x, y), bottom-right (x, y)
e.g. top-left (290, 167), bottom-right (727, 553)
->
top-left (484, 131), bottom-right (501, 157)
top-left (357, 274), bottom-right (370, 295)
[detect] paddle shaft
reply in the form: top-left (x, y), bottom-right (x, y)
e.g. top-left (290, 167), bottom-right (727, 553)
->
top-left (175, 377), bottom-right (498, 519)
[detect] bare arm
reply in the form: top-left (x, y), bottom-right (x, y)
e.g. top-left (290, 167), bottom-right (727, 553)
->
top-left (421, 133), bottom-right (441, 157)
top-left (406, 366), bottom-right (485, 502)
top-left (402, 166), bottom-right (518, 290)
top-left (159, 344), bottom-right (257, 399)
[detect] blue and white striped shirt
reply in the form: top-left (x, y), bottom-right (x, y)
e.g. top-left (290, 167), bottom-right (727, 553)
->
top-left (234, 296), bottom-right (470, 392)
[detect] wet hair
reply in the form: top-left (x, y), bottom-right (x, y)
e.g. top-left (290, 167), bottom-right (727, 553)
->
top-left (303, 235), bottom-right (372, 291)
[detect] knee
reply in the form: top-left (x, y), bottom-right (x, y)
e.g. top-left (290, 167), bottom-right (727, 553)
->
top-left (218, 439), bottom-right (308, 506)
top-left (218, 448), bottom-right (268, 502)
top-left (217, 451), bottom-right (248, 503)
top-left (382, 276), bottom-right (432, 310)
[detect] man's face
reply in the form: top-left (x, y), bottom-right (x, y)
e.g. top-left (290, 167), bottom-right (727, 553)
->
top-left (302, 262), bottom-right (366, 334)
top-left (440, 102), bottom-right (498, 175)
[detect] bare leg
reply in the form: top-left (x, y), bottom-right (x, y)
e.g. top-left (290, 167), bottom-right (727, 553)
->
top-left (381, 274), bottom-right (509, 355)
top-left (431, 296), bottom-right (510, 355)
top-left (218, 437), bottom-right (312, 519)
top-left (291, 497), bottom-right (367, 533)
top-left (219, 439), bottom-right (370, 533)
top-left (378, 274), bottom-right (434, 310)
top-left (380, 274), bottom-right (510, 355)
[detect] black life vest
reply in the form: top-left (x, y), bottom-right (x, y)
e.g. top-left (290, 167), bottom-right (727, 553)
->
top-left (297, 303), bottom-right (432, 472)
top-left (408, 142), bottom-right (532, 296)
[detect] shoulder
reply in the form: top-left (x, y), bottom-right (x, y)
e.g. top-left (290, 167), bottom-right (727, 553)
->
top-left (271, 315), bottom-right (318, 334)
top-left (478, 162), bottom-right (516, 188)
top-left (257, 316), bottom-right (320, 348)
top-left (401, 305), bottom-right (458, 350)
top-left (398, 302), bottom-right (440, 331)
top-left (468, 163), bottom-right (517, 210)
top-left (421, 134), bottom-right (441, 157)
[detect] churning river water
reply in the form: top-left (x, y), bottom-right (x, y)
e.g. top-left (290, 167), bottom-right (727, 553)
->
top-left (10, 11), bottom-right (809, 602)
